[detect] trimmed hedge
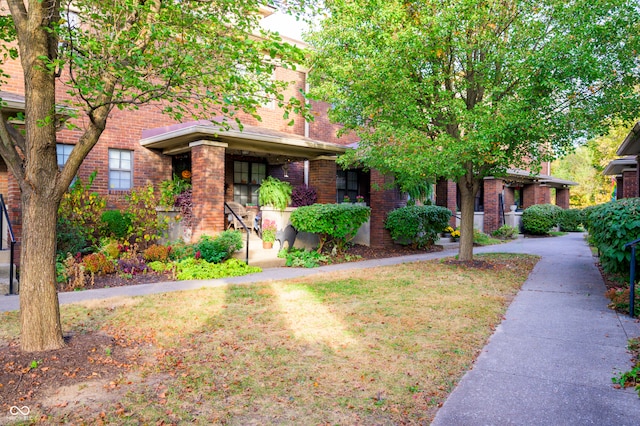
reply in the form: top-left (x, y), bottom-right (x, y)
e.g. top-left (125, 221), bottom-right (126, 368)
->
top-left (585, 198), bottom-right (640, 275)
top-left (384, 205), bottom-right (451, 248)
top-left (290, 203), bottom-right (370, 253)
top-left (195, 231), bottom-right (243, 264)
top-left (522, 204), bottom-right (562, 235)
top-left (557, 208), bottom-right (585, 232)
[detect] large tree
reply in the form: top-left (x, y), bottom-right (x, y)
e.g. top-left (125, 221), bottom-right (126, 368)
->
top-left (0, 0), bottom-right (307, 352)
top-left (307, 0), bottom-right (640, 260)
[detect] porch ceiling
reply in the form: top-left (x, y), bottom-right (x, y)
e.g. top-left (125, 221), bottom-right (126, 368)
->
top-left (617, 121), bottom-right (640, 156)
top-left (603, 156), bottom-right (637, 175)
top-left (140, 120), bottom-right (347, 161)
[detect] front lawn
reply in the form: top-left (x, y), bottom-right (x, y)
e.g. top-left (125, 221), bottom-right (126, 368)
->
top-left (0, 253), bottom-right (538, 424)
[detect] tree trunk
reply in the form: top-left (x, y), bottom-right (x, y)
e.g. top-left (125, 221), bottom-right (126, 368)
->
top-left (19, 193), bottom-right (64, 351)
top-left (457, 170), bottom-right (480, 262)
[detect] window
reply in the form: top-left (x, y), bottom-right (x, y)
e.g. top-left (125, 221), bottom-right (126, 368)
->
top-left (56, 144), bottom-right (73, 167)
top-left (109, 149), bottom-right (132, 190)
top-left (337, 169), bottom-right (369, 203)
top-left (234, 161), bottom-right (265, 205)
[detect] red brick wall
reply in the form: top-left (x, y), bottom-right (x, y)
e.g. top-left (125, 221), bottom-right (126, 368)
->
top-left (623, 169), bottom-right (639, 198)
top-left (436, 178), bottom-right (457, 226)
top-left (523, 183), bottom-right (550, 208)
top-left (191, 142), bottom-right (226, 241)
top-left (370, 170), bottom-right (404, 249)
top-left (308, 100), bottom-right (360, 146)
top-left (308, 159), bottom-right (336, 204)
top-left (483, 178), bottom-right (503, 234)
top-left (556, 188), bottom-right (570, 209)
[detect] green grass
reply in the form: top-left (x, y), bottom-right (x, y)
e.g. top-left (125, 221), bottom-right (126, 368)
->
top-left (0, 253), bottom-right (538, 424)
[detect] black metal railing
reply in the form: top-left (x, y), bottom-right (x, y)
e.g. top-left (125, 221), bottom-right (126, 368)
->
top-left (0, 194), bottom-right (16, 294)
top-left (624, 238), bottom-right (640, 318)
top-left (224, 202), bottom-right (250, 265)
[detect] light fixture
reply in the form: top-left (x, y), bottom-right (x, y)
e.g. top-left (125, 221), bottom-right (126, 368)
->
top-left (282, 161), bottom-right (290, 178)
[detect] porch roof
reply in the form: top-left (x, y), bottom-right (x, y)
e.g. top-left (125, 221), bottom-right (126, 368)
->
top-left (617, 121), bottom-right (640, 156)
top-left (603, 156), bottom-right (637, 175)
top-left (140, 119), bottom-right (347, 161)
top-left (502, 168), bottom-right (578, 188)
top-left (0, 91), bottom-right (26, 112)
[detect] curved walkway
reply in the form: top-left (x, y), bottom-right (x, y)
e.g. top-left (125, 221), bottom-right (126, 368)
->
top-left (1, 234), bottom-right (639, 424)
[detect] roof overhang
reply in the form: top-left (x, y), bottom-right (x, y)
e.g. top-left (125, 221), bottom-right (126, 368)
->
top-left (140, 120), bottom-right (347, 161)
top-left (498, 168), bottom-right (578, 188)
top-left (0, 91), bottom-right (26, 113)
top-left (603, 156), bottom-right (638, 175)
top-left (617, 121), bottom-right (640, 156)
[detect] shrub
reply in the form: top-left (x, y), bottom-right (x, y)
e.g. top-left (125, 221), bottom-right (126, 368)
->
top-left (167, 240), bottom-right (195, 261)
top-left (522, 204), bottom-right (562, 235)
top-left (57, 171), bottom-right (106, 253)
top-left (124, 184), bottom-right (168, 248)
top-left (117, 256), bottom-right (149, 275)
top-left (82, 252), bottom-right (115, 275)
top-left (278, 247), bottom-right (329, 268)
top-left (557, 208), bottom-right (585, 232)
top-left (492, 225), bottom-right (518, 240)
top-left (258, 176), bottom-right (292, 211)
top-left (384, 205), bottom-right (451, 249)
top-left (147, 261), bottom-right (170, 273)
top-left (143, 244), bottom-right (171, 262)
top-left (291, 203), bottom-right (371, 253)
top-left (175, 258), bottom-right (261, 280)
top-left (159, 174), bottom-right (192, 207)
top-left (100, 239), bottom-right (121, 260)
top-left (100, 210), bottom-right (132, 240)
top-left (585, 198), bottom-right (640, 275)
top-left (473, 229), bottom-right (501, 246)
top-left (291, 184), bottom-right (318, 207)
top-left (195, 231), bottom-right (243, 264)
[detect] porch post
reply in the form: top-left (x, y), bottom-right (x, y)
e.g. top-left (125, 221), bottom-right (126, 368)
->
top-left (556, 188), bottom-right (570, 209)
top-left (370, 170), bottom-right (403, 249)
top-left (436, 178), bottom-right (457, 227)
top-left (190, 140), bottom-right (228, 241)
top-left (482, 178), bottom-right (502, 234)
top-left (308, 157), bottom-right (337, 204)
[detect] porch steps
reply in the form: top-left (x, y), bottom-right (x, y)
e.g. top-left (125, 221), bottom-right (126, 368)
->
top-left (232, 231), bottom-right (286, 269)
top-left (0, 249), bottom-right (18, 296)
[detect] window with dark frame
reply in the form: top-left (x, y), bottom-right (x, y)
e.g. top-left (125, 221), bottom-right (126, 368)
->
top-left (337, 169), bottom-right (369, 204)
top-left (234, 160), bottom-right (266, 205)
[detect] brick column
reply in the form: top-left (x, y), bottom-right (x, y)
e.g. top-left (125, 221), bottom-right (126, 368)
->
top-left (616, 176), bottom-right (624, 200)
top-left (523, 183), bottom-right (549, 208)
top-left (436, 178), bottom-right (457, 226)
top-left (370, 170), bottom-right (404, 249)
top-left (623, 169), bottom-right (638, 198)
top-left (190, 141), bottom-right (227, 241)
top-left (556, 188), bottom-right (570, 209)
top-left (482, 178), bottom-right (502, 234)
top-left (308, 157), bottom-right (336, 204)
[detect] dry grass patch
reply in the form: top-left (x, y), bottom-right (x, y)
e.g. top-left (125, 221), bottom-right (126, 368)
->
top-left (0, 254), bottom-right (538, 424)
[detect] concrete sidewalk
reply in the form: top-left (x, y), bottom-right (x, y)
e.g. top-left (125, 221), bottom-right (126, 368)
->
top-left (434, 232), bottom-right (640, 425)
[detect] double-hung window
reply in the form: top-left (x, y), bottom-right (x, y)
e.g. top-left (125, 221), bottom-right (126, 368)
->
top-left (234, 161), bottom-right (265, 205)
top-left (56, 144), bottom-right (73, 168)
top-left (109, 149), bottom-right (132, 190)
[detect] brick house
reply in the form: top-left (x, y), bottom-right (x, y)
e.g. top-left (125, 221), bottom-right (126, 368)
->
top-left (0, 10), bottom-right (575, 261)
top-left (604, 122), bottom-right (640, 199)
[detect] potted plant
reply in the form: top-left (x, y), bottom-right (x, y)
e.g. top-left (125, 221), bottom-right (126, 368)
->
top-left (450, 228), bottom-right (461, 242)
top-left (355, 195), bottom-right (365, 205)
top-left (261, 219), bottom-right (277, 249)
top-left (442, 226), bottom-right (454, 238)
top-left (258, 176), bottom-right (292, 211)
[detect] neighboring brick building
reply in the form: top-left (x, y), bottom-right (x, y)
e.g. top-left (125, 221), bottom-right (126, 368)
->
top-left (605, 122), bottom-right (640, 199)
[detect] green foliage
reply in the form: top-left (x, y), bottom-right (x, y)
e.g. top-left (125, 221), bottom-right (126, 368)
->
top-left (278, 248), bottom-right (329, 268)
top-left (100, 210), bottom-right (132, 240)
top-left (309, 0), bottom-right (640, 259)
top-left (147, 261), bottom-right (170, 273)
top-left (473, 229), bottom-right (502, 246)
top-left (290, 203), bottom-right (371, 253)
top-left (195, 231), bottom-right (243, 264)
top-left (124, 184), bottom-right (168, 248)
top-left (100, 239), bottom-right (121, 260)
top-left (492, 225), bottom-right (519, 240)
top-left (557, 209), bottom-right (585, 232)
top-left (175, 258), bottom-right (261, 280)
top-left (81, 253), bottom-right (115, 275)
top-left (159, 175), bottom-right (192, 207)
top-left (258, 177), bottom-right (292, 211)
top-left (612, 338), bottom-right (640, 397)
top-left (57, 172), bottom-right (106, 254)
top-left (167, 241), bottom-right (195, 261)
top-left (522, 204), bottom-right (563, 235)
top-left (143, 244), bottom-right (171, 262)
top-left (384, 205), bottom-right (451, 249)
top-left (261, 219), bottom-right (277, 243)
top-left (585, 199), bottom-right (640, 275)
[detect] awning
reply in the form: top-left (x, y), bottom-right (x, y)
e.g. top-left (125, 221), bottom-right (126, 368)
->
top-left (499, 168), bottom-right (578, 188)
top-left (140, 119), bottom-right (347, 162)
top-left (617, 121), bottom-right (640, 156)
top-left (603, 156), bottom-right (637, 175)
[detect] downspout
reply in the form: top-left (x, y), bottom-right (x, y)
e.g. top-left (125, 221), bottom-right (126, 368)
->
top-left (304, 73), bottom-right (310, 186)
